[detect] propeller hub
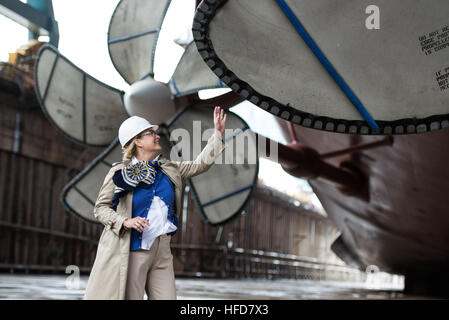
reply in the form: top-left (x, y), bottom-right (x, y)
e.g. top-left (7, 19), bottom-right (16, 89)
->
top-left (124, 78), bottom-right (176, 125)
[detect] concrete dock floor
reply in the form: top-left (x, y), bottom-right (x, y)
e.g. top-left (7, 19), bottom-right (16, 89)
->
top-left (0, 273), bottom-right (434, 300)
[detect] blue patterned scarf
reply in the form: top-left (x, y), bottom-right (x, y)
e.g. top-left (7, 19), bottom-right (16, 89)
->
top-left (111, 159), bottom-right (159, 210)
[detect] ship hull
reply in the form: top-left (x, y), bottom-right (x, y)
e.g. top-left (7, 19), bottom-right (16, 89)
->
top-left (293, 125), bottom-right (449, 284)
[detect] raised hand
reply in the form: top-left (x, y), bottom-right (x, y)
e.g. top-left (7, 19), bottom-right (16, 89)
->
top-left (214, 106), bottom-right (227, 136)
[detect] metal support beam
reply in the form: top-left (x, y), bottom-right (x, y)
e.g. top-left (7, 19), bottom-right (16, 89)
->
top-left (0, 0), bottom-right (59, 46)
top-left (287, 121), bottom-right (298, 144)
top-left (257, 134), bottom-right (367, 199)
top-left (321, 136), bottom-right (393, 159)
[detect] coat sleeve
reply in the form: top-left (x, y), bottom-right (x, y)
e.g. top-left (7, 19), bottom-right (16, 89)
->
top-left (173, 130), bottom-right (227, 180)
top-left (93, 166), bottom-right (127, 237)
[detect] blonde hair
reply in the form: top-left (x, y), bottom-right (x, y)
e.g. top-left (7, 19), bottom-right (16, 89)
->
top-left (122, 139), bottom-right (137, 161)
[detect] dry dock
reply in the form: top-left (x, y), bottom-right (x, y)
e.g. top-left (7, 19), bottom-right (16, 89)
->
top-left (0, 273), bottom-right (432, 300)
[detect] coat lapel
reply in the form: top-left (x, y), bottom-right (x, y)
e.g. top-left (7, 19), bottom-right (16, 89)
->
top-left (158, 156), bottom-right (182, 190)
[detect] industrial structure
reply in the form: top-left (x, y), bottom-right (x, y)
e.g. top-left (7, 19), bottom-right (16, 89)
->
top-left (3, 0), bottom-right (447, 298)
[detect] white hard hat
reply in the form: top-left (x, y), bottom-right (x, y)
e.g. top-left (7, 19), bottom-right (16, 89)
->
top-left (118, 116), bottom-right (159, 147)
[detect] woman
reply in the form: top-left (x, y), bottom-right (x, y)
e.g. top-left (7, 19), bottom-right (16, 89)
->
top-left (84, 106), bottom-right (227, 300)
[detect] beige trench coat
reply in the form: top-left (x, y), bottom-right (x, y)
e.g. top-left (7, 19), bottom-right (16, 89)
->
top-left (83, 131), bottom-right (227, 300)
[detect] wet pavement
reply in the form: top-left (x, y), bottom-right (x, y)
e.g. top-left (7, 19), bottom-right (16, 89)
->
top-left (0, 273), bottom-right (432, 300)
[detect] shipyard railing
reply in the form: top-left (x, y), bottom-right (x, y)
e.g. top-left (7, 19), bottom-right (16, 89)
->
top-left (171, 244), bottom-right (367, 282)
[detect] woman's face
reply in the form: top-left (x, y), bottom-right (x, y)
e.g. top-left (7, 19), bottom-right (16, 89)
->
top-left (134, 129), bottom-right (162, 154)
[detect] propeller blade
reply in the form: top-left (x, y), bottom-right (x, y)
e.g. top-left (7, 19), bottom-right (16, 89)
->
top-left (169, 41), bottom-right (228, 97)
top-left (193, 0), bottom-right (449, 135)
top-left (61, 139), bottom-right (122, 223)
top-left (34, 44), bottom-right (128, 146)
top-left (107, 0), bottom-right (171, 84)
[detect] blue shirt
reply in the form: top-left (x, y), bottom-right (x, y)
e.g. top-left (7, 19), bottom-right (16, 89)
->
top-left (129, 165), bottom-right (178, 251)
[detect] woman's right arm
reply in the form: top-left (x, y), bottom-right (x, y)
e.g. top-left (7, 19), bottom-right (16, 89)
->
top-left (93, 167), bottom-right (127, 237)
